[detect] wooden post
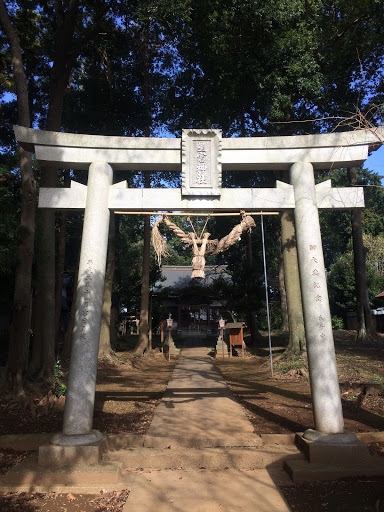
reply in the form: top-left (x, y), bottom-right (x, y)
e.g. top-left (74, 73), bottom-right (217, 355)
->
top-left (219, 318), bottom-right (225, 359)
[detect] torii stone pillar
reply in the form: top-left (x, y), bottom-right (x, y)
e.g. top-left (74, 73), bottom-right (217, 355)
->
top-left (291, 161), bottom-right (344, 434)
top-left (52, 161), bottom-right (112, 446)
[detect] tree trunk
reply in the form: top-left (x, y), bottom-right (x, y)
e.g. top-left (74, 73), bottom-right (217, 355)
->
top-left (99, 215), bottom-right (116, 358)
top-left (0, 0), bottom-right (36, 396)
top-left (134, 174), bottom-right (151, 355)
top-left (54, 171), bottom-right (70, 352)
top-left (245, 229), bottom-right (263, 346)
top-left (134, 34), bottom-right (152, 356)
top-left (31, 205), bottom-right (56, 381)
top-left (278, 242), bottom-right (289, 332)
top-left (110, 216), bottom-right (121, 349)
top-left (31, 3), bottom-right (79, 380)
top-left (281, 210), bottom-right (306, 354)
top-left (6, 147), bottom-right (35, 395)
top-left (348, 167), bottom-right (376, 340)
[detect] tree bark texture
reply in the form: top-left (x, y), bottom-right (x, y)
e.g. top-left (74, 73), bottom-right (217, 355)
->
top-left (32, 210), bottom-right (56, 380)
top-left (281, 210), bottom-right (306, 354)
top-left (55, 171), bottom-right (70, 351)
top-left (99, 215), bottom-right (116, 358)
top-left (32, 2), bottom-right (82, 380)
top-left (110, 216), bottom-right (121, 349)
top-left (245, 229), bottom-right (263, 346)
top-left (348, 167), bottom-right (376, 340)
top-left (134, 40), bottom-right (152, 356)
top-left (278, 242), bottom-right (289, 332)
top-left (0, 0), bottom-right (36, 395)
top-left (134, 174), bottom-right (151, 355)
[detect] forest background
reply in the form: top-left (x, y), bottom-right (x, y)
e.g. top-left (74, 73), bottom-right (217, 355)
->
top-left (1, 0), bottom-right (384, 397)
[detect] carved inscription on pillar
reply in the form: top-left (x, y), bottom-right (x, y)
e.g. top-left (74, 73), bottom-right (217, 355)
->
top-left (308, 244), bottom-right (327, 342)
top-left (79, 259), bottom-right (93, 340)
top-left (182, 129), bottom-right (222, 197)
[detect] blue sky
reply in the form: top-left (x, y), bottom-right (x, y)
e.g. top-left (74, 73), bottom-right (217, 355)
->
top-left (365, 145), bottom-right (384, 183)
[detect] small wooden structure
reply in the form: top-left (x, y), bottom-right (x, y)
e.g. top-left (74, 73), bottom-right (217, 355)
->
top-left (226, 322), bottom-right (246, 358)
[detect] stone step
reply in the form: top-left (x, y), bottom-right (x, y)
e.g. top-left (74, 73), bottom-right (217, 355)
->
top-left (285, 456), bottom-right (384, 482)
top-left (106, 445), bottom-right (302, 472)
top-left (0, 452), bottom-right (131, 494)
top-left (143, 434), bottom-right (263, 448)
top-left (180, 348), bottom-right (213, 356)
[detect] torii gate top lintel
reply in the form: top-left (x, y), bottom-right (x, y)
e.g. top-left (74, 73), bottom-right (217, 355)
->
top-left (14, 125), bottom-right (383, 172)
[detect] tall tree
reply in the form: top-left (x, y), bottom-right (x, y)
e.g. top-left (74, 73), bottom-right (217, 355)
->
top-left (0, 0), bottom-right (36, 395)
top-left (281, 211), bottom-right (305, 354)
top-left (131, 15), bottom-right (158, 356)
top-left (99, 215), bottom-right (116, 358)
top-left (29, 0), bottom-right (111, 379)
top-left (278, 242), bottom-right (289, 333)
top-left (245, 228), bottom-right (263, 346)
top-left (348, 167), bottom-right (376, 340)
top-left (54, 170), bottom-right (70, 350)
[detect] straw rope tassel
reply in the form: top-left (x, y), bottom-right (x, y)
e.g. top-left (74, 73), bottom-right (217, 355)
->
top-left (151, 217), bottom-right (170, 266)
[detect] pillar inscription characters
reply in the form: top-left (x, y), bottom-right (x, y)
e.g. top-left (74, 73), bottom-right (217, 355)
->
top-left (51, 161), bottom-right (113, 446)
top-left (290, 161), bottom-right (344, 435)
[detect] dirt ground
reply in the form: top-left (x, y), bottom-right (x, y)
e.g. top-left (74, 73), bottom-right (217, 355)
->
top-left (279, 478), bottom-right (384, 512)
top-left (0, 351), bottom-right (176, 436)
top-left (0, 487), bottom-right (130, 512)
top-left (0, 331), bottom-right (383, 511)
top-left (215, 332), bottom-right (384, 434)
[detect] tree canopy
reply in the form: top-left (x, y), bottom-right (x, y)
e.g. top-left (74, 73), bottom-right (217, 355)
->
top-left (1, 0), bottom-right (384, 381)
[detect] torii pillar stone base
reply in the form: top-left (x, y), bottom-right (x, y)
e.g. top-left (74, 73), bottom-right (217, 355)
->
top-left (39, 161), bottom-right (112, 465)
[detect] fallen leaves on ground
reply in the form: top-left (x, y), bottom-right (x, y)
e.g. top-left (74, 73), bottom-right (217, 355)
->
top-left (0, 490), bottom-right (130, 512)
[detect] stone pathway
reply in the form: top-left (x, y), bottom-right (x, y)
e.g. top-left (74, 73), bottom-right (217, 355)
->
top-left (145, 344), bottom-right (255, 445)
top-left (123, 337), bottom-right (293, 511)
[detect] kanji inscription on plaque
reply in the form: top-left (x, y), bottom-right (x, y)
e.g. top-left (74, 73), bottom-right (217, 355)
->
top-left (182, 129), bottom-right (222, 197)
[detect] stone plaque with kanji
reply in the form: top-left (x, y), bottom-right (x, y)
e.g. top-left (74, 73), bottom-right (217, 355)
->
top-left (182, 129), bottom-right (222, 197)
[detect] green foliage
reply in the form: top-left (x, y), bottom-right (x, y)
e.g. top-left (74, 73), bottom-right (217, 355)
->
top-left (332, 316), bottom-right (345, 330)
top-left (328, 251), bottom-right (384, 319)
top-left (53, 359), bottom-right (66, 397)
top-left (364, 233), bottom-right (384, 276)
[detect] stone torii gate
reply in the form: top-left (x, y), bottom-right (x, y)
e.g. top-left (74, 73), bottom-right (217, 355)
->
top-left (14, 126), bottom-right (383, 461)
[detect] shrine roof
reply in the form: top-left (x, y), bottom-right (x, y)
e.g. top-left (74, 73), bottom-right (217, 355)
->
top-left (156, 265), bottom-right (230, 290)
